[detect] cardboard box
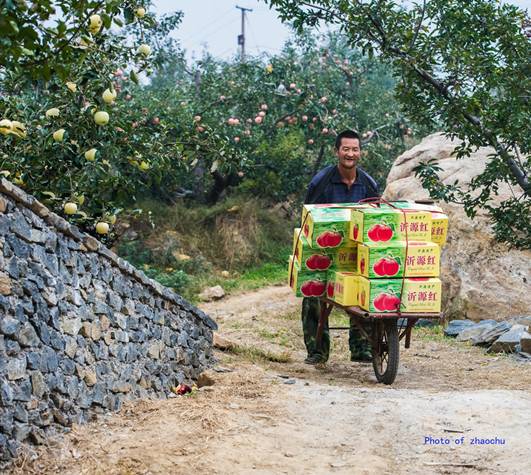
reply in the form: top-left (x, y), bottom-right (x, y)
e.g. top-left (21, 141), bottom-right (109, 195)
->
top-left (380, 201), bottom-right (448, 246)
top-left (330, 271), bottom-right (358, 306)
top-left (350, 207), bottom-right (432, 243)
top-left (303, 207), bottom-right (352, 249)
top-left (288, 255), bottom-right (327, 297)
top-left (357, 276), bottom-right (442, 313)
top-left (293, 228), bottom-right (333, 271)
top-left (357, 241), bottom-right (440, 278)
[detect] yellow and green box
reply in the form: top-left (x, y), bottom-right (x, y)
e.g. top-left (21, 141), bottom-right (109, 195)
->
top-left (329, 271), bottom-right (358, 306)
top-left (357, 241), bottom-right (440, 279)
top-left (293, 228), bottom-right (333, 272)
top-left (380, 201), bottom-right (448, 246)
top-left (288, 255), bottom-right (327, 298)
top-left (350, 207), bottom-right (432, 243)
top-left (357, 276), bottom-right (442, 313)
top-left (301, 202), bottom-right (364, 227)
top-left (430, 212), bottom-right (448, 247)
top-left (303, 207), bottom-right (352, 250)
top-left (333, 244), bottom-right (358, 272)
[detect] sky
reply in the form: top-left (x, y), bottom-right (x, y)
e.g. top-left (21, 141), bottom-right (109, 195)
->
top-left (153, 0), bottom-right (531, 62)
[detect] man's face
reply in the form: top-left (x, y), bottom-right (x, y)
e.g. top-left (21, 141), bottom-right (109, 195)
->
top-left (336, 137), bottom-right (361, 170)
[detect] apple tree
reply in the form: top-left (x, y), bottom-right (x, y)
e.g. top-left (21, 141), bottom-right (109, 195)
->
top-left (0, 1), bottom-right (185, 237)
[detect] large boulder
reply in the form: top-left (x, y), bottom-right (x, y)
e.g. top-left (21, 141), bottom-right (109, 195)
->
top-left (383, 133), bottom-right (530, 321)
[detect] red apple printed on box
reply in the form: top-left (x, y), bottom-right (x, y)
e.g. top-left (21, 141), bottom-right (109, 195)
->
top-left (305, 208), bottom-right (351, 249)
top-left (315, 228), bottom-right (344, 248)
top-left (305, 254), bottom-right (332, 271)
top-left (357, 241), bottom-right (440, 279)
top-left (294, 229), bottom-right (333, 271)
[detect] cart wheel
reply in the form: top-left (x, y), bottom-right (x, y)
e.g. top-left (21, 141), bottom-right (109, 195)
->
top-left (372, 319), bottom-right (399, 385)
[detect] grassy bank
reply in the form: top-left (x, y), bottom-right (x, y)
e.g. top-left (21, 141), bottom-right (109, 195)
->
top-left (115, 196), bottom-right (296, 302)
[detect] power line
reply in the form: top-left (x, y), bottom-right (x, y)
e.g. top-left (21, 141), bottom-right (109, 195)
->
top-left (178, 7), bottom-right (235, 43)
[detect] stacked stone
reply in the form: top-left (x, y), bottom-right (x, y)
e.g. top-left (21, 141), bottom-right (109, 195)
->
top-left (0, 179), bottom-right (217, 464)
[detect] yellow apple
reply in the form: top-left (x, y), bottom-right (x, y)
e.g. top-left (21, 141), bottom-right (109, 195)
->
top-left (45, 108), bottom-right (60, 118)
top-left (137, 44), bottom-right (151, 56)
top-left (0, 119), bottom-right (13, 135)
top-left (10, 121), bottom-right (26, 138)
top-left (94, 111), bottom-right (109, 125)
top-left (102, 88), bottom-right (117, 104)
top-left (84, 148), bottom-right (97, 161)
top-left (53, 129), bottom-right (65, 141)
top-left (64, 202), bottom-right (78, 215)
top-left (109, 215), bottom-right (117, 225)
top-left (66, 82), bottom-right (77, 92)
top-left (89, 14), bottom-right (102, 34)
top-left (135, 7), bottom-right (146, 17)
top-left (95, 222), bottom-right (109, 235)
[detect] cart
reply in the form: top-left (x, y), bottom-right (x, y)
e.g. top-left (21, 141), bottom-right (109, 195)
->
top-left (316, 298), bottom-right (443, 385)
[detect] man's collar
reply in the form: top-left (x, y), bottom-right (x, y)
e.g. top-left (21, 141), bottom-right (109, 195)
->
top-left (331, 165), bottom-right (362, 184)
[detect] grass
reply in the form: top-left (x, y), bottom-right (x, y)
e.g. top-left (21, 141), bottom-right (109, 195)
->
top-left (115, 194), bottom-right (295, 302)
top-left (223, 342), bottom-right (291, 363)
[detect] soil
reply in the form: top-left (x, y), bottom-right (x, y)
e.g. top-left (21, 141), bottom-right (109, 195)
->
top-left (10, 285), bottom-right (531, 475)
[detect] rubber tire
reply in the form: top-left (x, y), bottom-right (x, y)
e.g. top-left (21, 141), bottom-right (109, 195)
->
top-left (372, 319), bottom-right (399, 385)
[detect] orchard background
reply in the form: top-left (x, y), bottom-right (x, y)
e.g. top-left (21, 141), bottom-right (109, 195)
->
top-left (1, 0), bottom-right (529, 298)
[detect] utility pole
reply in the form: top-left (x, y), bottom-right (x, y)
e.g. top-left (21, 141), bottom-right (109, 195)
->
top-left (236, 5), bottom-right (252, 62)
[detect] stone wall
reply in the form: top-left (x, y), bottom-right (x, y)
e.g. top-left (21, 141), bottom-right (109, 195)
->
top-left (0, 178), bottom-right (217, 463)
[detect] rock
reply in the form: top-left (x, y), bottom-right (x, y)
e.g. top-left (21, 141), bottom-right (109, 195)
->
top-left (60, 316), bottom-right (82, 336)
top-left (31, 371), bottom-right (47, 398)
top-left (520, 331), bottom-right (531, 354)
top-left (384, 133), bottom-right (531, 321)
top-left (196, 371), bottom-right (215, 388)
top-left (83, 369), bottom-right (97, 387)
top-left (456, 320), bottom-right (498, 342)
top-left (7, 357), bottom-right (26, 380)
top-left (0, 271), bottom-right (11, 295)
top-left (470, 321), bottom-right (512, 346)
top-left (0, 318), bottom-right (21, 336)
top-left (489, 325), bottom-right (527, 353)
top-left (444, 319), bottom-right (477, 337)
top-left (213, 333), bottom-right (235, 350)
top-left (17, 323), bottom-right (40, 347)
top-left (199, 285), bottom-right (225, 302)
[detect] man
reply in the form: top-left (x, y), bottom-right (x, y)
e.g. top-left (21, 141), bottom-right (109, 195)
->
top-left (302, 129), bottom-right (379, 365)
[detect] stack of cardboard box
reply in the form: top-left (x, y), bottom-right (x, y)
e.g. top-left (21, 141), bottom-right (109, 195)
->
top-left (288, 201), bottom-right (448, 314)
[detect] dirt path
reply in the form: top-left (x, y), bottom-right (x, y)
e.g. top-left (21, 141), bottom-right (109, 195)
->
top-left (12, 285), bottom-right (531, 475)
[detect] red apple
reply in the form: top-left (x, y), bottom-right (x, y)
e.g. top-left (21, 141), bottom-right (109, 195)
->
top-left (383, 257), bottom-right (399, 276)
top-left (301, 281), bottom-right (314, 297)
top-left (383, 294), bottom-right (400, 311)
top-left (317, 255), bottom-right (331, 270)
top-left (316, 232), bottom-right (329, 247)
top-left (312, 281), bottom-right (326, 296)
top-left (328, 231), bottom-right (342, 247)
top-left (377, 224), bottom-right (393, 241)
top-left (367, 224), bottom-right (382, 241)
top-left (352, 224), bottom-right (359, 240)
top-left (305, 255), bottom-right (318, 270)
top-left (373, 293), bottom-right (387, 311)
top-left (327, 282), bottom-right (334, 298)
top-left (373, 259), bottom-right (386, 276)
